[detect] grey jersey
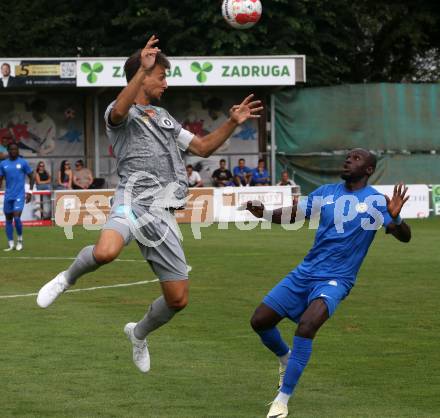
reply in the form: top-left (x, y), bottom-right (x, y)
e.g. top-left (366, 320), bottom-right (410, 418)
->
top-left (105, 102), bottom-right (193, 213)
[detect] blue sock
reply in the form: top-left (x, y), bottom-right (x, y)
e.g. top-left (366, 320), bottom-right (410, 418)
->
top-left (14, 217), bottom-right (23, 237)
top-left (256, 327), bottom-right (290, 357)
top-left (280, 336), bottom-right (313, 395)
top-left (5, 219), bottom-right (13, 241)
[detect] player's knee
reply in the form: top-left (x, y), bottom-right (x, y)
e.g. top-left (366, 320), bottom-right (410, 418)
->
top-left (250, 313), bottom-right (265, 332)
top-left (296, 319), bottom-right (319, 339)
top-left (166, 294), bottom-right (188, 311)
top-left (93, 245), bottom-right (120, 264)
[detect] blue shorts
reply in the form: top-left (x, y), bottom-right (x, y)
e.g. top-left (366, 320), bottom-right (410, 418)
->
top-left (3, 198), bottom-right (25, 214)
top-left (263, 271), bottom-right (353, 323)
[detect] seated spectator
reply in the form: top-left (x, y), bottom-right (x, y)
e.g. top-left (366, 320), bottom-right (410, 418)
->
top-left (186, 164), bottom-right (203, 187)
top-left (56, 160), bottom-right (72, 189)
top-left (251, 159), bottom-right (270, 186)
top-left (212, 159), bottom-right (234, 187)
top-left (0, 137), bottom-right (8, 160)
top-left (72, 159), bottom-right (93, 190)
top-left (35, 161), bottom-right (52, 190)
top-left (277, 170), bottom-right (296, 186)
top-left (233, 158), bottom-right (252, 186)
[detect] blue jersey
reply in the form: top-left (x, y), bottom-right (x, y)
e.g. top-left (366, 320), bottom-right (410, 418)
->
top-left (251, 168), bottom-right (270, 184)
top-left (233, 166), bottom-right (252, 179)
top-left (295, 183), bottom-right (393, 284)
top-left (0, 157), bottom-right (33, 200)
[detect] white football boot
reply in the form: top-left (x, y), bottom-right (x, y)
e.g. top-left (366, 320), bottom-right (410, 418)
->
top-left (3, 241), bottom-right (14, 252)
top-left (267, 400), bottom-right (288, 418)
top-left (36, 271), bottom-right (70, 308)
top-left (16, 240), bottom-right (23, 251)
top-left (124, 322), bottom-right (150, 373)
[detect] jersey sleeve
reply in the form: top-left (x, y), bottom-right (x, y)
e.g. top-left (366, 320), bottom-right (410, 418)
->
top-left (298, 185), bottom-right (326, 219)
top-left (176, 128), bottom-right (194, 151)
top-left (376, 194), bottom-right (393, 227)
top-left (23, 160), bottom-right (33, 174)
top-left (104, 101), bottom-right (134, 131)
top-left (0, 162), bottom-right (4, 177)
top-left (168, 114), bottom-right (194, 151)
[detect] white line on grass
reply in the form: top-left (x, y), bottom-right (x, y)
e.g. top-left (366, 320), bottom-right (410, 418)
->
top-left (0, 279), bottom-right (159, 299)
top-left (0, 256), bottom-right (145, 262)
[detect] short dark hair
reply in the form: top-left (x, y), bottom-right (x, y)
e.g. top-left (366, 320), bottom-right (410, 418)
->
top-left (220, 159), bottom-right (226, 163)
top-left (75, 159), bottom-right (84, 166)
top-left (7, 142), bottom-right (18, 150)
top-left (258, 159), bottom-right (265, 164)
top-left (124, 50), bottom-right (171, 83)
top-left (239, 158), bottom-right (245, 163)
top-left (1, 63), bottom-right (11, 69)
top-left (186, 164), bottom-right (193, 169)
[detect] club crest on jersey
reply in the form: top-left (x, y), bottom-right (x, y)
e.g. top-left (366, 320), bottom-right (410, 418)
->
top-left (143, 108), bottom-right (156, 118)
top-left (355, 202), bottom-right (368, 213)
top-left (160, 117), bottom-right (174, 129)
top-left (16, 163), bottom-right (22, 169)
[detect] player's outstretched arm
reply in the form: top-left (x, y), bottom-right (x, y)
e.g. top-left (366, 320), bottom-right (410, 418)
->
top-left (111, 35), bottom-right (160, 125)
top-left (385, 183), bottom-right (411, 243)
top-left (187, 94), bottom-right (263, 157)
top-left (245, 200), bottom-right (298, 224)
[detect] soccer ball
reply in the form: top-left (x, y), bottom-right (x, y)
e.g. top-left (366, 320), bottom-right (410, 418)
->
top-left (222, 0), bottom-right (262, 30)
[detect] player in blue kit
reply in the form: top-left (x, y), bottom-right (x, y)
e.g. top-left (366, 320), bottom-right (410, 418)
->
top-left (245, 148), bottom-right (411, 418)
top-left (0, 143), bottom-right (34, 251)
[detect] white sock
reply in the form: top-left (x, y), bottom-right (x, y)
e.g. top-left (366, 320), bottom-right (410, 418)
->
top-left (17, 235), bottom-right (23, 242)
top-left (275, 391), bottom-right (290, 405)
top-left (279, 350), bottom-right (291, 366)
top-left (8, 240), bottom-right (14, 248)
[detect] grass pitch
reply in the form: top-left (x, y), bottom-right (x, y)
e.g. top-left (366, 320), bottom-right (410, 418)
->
top-left (1, 219), bottom-right (439, 417)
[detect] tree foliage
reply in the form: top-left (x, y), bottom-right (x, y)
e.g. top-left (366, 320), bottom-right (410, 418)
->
top-left (1, 0), bottom-right (439, 85)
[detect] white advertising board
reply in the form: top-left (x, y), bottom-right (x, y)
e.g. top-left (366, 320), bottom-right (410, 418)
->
top-left (373, 184), bottom-right (430, 218)
top-left (77, 56), bottom-right (299, 87)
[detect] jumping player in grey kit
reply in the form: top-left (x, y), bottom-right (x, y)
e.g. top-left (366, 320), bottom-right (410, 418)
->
top-left (37, 35), bottom-right (263, 373)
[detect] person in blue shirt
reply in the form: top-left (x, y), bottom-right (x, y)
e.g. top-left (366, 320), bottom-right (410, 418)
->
top-left (233, 158), bottom-right (252, 186)
top-left (244, 148), bottom-right (411, 418)
top-left (0, 143), bottom-right (34, 251)
top-left (251, 158), bottom-right (270, 186)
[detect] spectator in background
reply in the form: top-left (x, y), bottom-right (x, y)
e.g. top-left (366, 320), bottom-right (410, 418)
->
top-left (186, 164), bottom-right (203, 187)
top-left (72, 159), bottom-right (93, 190)
top-left (56, 160), bottom-right (72, 189)
top-left (277, 170), bottom-right (296, 186)
top-left (251, 159), bottom-right (270, 186)
top-left (212, 159), bottom-right (234, 187)
top-left (0, 63), bottom-right (17, 88)
top-left (35, 161), bottom-right (51, 190)
top-left (233, 158), bottom-right (252, 186)
top-left (0, 137), bottom-right (8, 160)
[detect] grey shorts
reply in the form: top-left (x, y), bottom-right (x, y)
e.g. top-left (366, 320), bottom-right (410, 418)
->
top-left (102, 206), bottom-right (189, 281)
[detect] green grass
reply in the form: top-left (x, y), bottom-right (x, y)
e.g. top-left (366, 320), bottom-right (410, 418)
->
top-left (0, 219), bottom-right (439, 417)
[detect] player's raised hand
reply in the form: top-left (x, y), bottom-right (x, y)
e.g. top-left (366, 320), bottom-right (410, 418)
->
top-left (385, 182), bottom-right (410, 219)
top-left (245, 200), bottom-right (265, 218)
top-left (141, 35), bottom-right (160, 72)
top-left (230, 94), bottom-right (263, 125)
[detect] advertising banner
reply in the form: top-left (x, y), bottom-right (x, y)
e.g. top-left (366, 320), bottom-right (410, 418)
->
top-left (0, 59), bottom-right (76, 87)
top-left (373, 184), bottom-right (430, 218)
top-left (77, 56), bottom-right (298, 87)
top-left (432, 185), bottom-right (440, 215)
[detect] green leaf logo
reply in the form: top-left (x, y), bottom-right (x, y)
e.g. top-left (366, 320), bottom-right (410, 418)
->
top-left (190, 61), bottom-right (213, 83)
top-left (81, 62), bottom-right (104, 84)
